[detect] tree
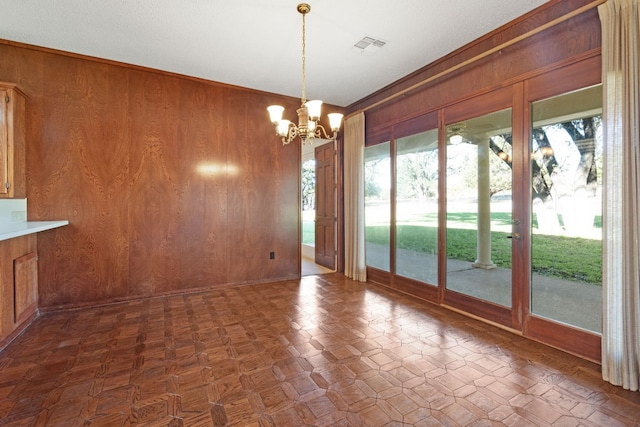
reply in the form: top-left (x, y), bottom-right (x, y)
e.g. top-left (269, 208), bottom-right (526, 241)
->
top-left (397, 150), bottom-right (438, 199)
top-left (301, 160), bottom-right (315, 211)
top-left (557, 117), bottom-right (600, 234)
top-left (491, 116), bottom-right (601, 234)
top-left (488, 135), bottom-right (513, 197)
top-left (365, 160), bottom-right (383, 199)
top-left (447, 144), bottom-right (478, 199)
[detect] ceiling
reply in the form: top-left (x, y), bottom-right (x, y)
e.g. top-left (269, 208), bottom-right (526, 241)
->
top-left (0, 0), bottom-right (549, 107)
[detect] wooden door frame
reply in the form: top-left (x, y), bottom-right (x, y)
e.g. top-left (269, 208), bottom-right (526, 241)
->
top-left (301, 138), bottom-right (344, 273)
top-left (520, 56), bottom-right (602, 363)
top-left (441, 86), bottom-right (517, 329)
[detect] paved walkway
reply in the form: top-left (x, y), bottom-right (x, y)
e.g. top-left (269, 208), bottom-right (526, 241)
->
top-left (366, 243), bottom-right (602, 333)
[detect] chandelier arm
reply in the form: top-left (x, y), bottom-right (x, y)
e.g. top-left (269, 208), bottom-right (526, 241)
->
top-left (313, 124), bottom-right (338, 141)
top-left (283, 125), bottom-right (299, 145)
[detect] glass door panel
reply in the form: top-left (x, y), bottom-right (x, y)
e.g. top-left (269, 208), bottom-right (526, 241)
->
top-left (395, 129), bottom-right (438, 285)
top-left (302, 159), bottom-right (316, 247)
top-left (446, 109), bottom-right (513, 307)
top-left (365, 142), bottom-right (391, 271)
top-left (530, 85), bottom-right (602, 332)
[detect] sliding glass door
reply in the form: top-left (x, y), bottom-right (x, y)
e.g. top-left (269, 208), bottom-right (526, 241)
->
top-left (395, 129), bottom-right (439, 285)
top-left (445, 108), bottom-right (513, 308)
top-left (529, 85), bottom-right (603, 333)
top-left (364, 114), bottom-right (439, 294)
top-left (362, 60), bottom-right (602, 360)
top-left (364, 142), bottom-right (391, 272)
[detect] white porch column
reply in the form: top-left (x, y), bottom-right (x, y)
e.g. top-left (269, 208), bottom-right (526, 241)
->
top-left (473, 138), bottom-right (496, 270)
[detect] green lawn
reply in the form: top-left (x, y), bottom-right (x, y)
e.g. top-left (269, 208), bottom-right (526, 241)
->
top-left (365, 219), bottom-right (602, 285)
top-left (306, 209), bottom-right (602, 285)
top-left (302, 220), bottom-right (314, 245)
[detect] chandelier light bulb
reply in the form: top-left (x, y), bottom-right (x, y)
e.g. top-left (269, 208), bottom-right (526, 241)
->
top-left (267, 105), bottom-right (284, 124)
top-left (305, 100), bottom-right (322, 121)
top-left (328, 113), bottom-right (344, 132)
top-left (276, 120), bottom-right (291, 137)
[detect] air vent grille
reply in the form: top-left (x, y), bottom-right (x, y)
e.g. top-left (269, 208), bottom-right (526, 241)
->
top-left (354, 36), bottom-right (386, 50)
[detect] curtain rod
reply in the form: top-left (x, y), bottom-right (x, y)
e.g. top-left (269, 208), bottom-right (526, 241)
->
top-left (351, 0), bottom-right (605, 116)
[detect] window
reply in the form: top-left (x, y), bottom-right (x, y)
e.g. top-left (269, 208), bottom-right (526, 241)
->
top-left (530, 85), bottom-right (603, 332)
top-left (302, 159), bottom-right (315, 246)
top-left (364, 142), bottom-right (391, 271)
top-left (395, 129), bottom-right (439, 284)
top-left (446, 108), bottom-right (513, 307)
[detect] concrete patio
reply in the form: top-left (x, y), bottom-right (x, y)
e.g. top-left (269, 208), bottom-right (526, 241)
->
top-left (366, 243), bottom-right (602, 333)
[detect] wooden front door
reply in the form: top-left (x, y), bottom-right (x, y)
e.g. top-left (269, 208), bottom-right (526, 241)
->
top-left (314, 142), bottom-right (336, 269)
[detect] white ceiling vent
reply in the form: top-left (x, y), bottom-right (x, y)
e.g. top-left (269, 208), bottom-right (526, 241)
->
top-left (354, 36), bottom-right (386, 51)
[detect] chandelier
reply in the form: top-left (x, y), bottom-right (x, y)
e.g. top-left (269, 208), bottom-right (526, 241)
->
top-left (267, 3), bottom-right (343, 145)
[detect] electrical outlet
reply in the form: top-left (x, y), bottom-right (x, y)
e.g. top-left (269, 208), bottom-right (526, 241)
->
top-left (269, 252), bottom-right (275, 259)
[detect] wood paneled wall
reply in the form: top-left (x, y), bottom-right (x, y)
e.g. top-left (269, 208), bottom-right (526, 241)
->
top-left (0, 43), bottom-right (307, 310)
top-left (0, 0), bottom-right (597, 311)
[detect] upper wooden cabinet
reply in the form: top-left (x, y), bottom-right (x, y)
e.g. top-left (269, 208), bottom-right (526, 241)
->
top-left (0, 82), bottom-right (26, 198)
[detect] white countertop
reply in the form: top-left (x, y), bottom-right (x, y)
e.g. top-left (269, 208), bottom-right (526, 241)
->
top-left (0, 220), bottom-right (69, 242)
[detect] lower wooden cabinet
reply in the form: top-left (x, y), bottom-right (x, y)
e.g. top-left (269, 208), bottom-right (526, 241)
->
top-left (14, 252), bottom-right (37, 324)
top-left (0, 234), bottom-right (37, 349)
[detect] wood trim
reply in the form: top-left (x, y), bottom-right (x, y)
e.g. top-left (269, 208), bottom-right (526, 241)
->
top-left (437, 110), bottom-right (447, 304)
top-left (510, 81), bottom-right (529, 332)
top-left (348, 0), bottom-right (605, 116)
top-left (365, 128), bottom-right (392, 147)
top-left (525, 54), bottom-right (602, 102)
top-left (37, 275), bottom-right (301, 314)
top-left (366, 267), bottom-right (391, 287)
top-left (336, 136), bottom-right (345, 273)
top-left (526, 315), bottom-right (601, 363)
top-left (363, 49), bottom-right (601, 135)
top-left (0, 39), bottom-right (302, 102)
top-left (389, 139), bottom-right (397, 277)
top-left (391, 112), bottom-right (439, 141)
top-left (393, 276), bottom-right (439, 302)
top-left (443, 291), bottom-right (514, 329)
top-left (0, 310), bottom-right (36, 352)
top-left (0, 87), bottom-right (7, 195)
top-left (443, 86), bottom-right (514, 125)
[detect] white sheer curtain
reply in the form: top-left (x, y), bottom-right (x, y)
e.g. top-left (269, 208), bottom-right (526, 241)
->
top-left (599, 0), bottom-right (640, 391)
top-left (344, 112), bottom-right (367, 281)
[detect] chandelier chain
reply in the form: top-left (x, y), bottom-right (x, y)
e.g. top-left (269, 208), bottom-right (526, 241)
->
top-left (301, 11), bottom-right (306, 105)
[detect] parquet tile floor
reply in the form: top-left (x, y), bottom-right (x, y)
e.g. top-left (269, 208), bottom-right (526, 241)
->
top-left (1, 273), bottom-right (639, 426)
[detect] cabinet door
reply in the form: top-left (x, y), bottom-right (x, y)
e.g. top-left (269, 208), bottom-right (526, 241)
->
top-left (14, 252), bottom-right (38, 324)
top-left (0, 88), bottom-right (7, 196)
top-left (0, 83), bottom-right (26, 198)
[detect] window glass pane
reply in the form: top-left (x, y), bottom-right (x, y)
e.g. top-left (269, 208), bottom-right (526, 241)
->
top-left (446, 108), bottom-right (513, 307)
top-left (530, 85), bottom-right (602, 333)
top-left (395, 129), bottom-right (438, 284)
top-left (302, 159), bottom-right (315, 245)
top-left (365, 142), bottom-right (391, 271)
